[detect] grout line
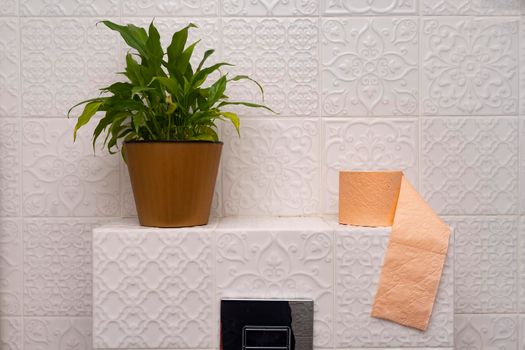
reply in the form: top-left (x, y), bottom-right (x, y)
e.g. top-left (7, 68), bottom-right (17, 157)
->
top-left (418, 15), bottom-right (422, 193)
top-left (17, 9), bottom-right (25, 346)
top-left (331, 227), bottom-right (336, 350)
top-left (517, 15), bottom-right (521, 344)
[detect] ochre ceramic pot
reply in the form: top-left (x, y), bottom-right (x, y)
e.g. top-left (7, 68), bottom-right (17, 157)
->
top-left (124, 141), bottom-right (222, 228)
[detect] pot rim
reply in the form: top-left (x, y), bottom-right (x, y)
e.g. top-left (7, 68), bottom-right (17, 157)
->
top-left (125, 140), bottom-right (223, 145)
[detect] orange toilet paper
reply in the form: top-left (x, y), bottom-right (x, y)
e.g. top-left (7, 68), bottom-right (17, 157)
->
top-left (339, 171), bottom-right (451, 331)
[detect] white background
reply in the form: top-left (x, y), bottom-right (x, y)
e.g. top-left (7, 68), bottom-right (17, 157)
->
top-left (0, 0), bottom-right (523, 348)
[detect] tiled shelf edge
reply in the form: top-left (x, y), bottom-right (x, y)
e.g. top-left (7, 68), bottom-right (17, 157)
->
top-left (92, 216), bottom-right (454, 349)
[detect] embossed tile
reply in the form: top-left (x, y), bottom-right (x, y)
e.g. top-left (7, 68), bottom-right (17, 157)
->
top-left (322, 118), bottom-right (418, 213)
top-left (0, 18), bottom-right (19, 117)
top-left (423, 0), bottom-right (520, 14)
top-left (422, 18), bottom-right (519, 116)
top-left (222, 118), bottom-right (320, 216)
top-left (321, 18), bottom-right (418, 116)
top-left (222, 0), bottom-right (318, 16)
top-left (520, 217), bottom-right (525, 312)
top-left (24, 317), bottom-right (92, 350)
top-left (0, 119), bottom-right (20, 217)
top-left (334, 226), bottom-right (454, 347)
top-left (0, 220), bottom-right (22, 316)
top-left (455, 315), bottom-right (518, 349)
top-left (448, 217), bottom-right (517, 313)
top-left (215, 218), bottom-right (334, 347)
top-left (22, 118), bottom-right (120, 217)
top-left (21, 18), bottom-right (120, 117)
top-left (122, 0), bottom-right (217, 16)
top-left (222, 18), bottom-right (319, 116)
top-left (20, 0), bottom-right (120, 15)
top-left (23, 219), bottom-right (102, 316)
top-left (422, 117), bottom-right (518, 215)
top-left (0, 0), bottom-right (18, 16)
top-left (0, 317), bottom-right (22, 350)
top-left (93, 222), bottom-right (214, 349)
top-left (322, 0), bottom-right (416, 14)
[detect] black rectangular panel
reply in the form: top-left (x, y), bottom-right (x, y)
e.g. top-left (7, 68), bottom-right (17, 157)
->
top-left (220, 299), bottom-right (313, 350)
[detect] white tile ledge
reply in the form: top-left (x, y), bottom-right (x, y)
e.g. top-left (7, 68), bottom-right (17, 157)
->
top-left (93, 215), bottom-right (388, 233)
top-left (92, 216), bottom-right (454, 349)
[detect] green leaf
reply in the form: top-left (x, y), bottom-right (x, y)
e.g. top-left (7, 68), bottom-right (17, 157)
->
top-left (125, 53), bottom-right (145, 86)
top-left (174, 40), bottom-right (200, 74)
top-left (207, 75), bottom-right (227, 108)
top-left (197, 49), bottom-right (215, 71)
top-left (218, 101), bottom-right (275, 113)
top-left (101, 21), bottom-right (149, 59)
top-left (131, 86), bottom-right (155, 97)
top-left (166, 23), bottom-right (197, 64)
top-left (146, 21), bottom-right (163, 69)
top-left (100, 82), bottom-right (132, 98)
top-left (73, 101), bottom-right (103, 141)
top-left (192, 62), bottom-right (233, 87)
top-left (230, 75), bottom-right (265, 100)
top-left (155, 77), bottom-right (182, 99)
top-left (92, 111), bottom-right (127, 151)
top-left (220, 111), bottom-right (240, 135)
top-left (132, 112), bottom-right (144, 134)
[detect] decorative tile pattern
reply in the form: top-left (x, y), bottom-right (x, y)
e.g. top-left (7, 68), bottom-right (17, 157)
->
top-left (21, 18), bottom-right (120, 117)
top-left (455, 315), bottom-right (518, 349)
top-left (422, 18), bottom-right (519, 116)
top-left (23, 219), bottom-right (100, 316)
top-left (422, 117), bottom-right (518, 215)
top-left (0, 220), bottom-right (22, 316)
top-left (334, 227), bottom-right (454, 347)
top-left (0, 119), bottom-right (20, 216)
top-left (215, 225), bottom-right (334, 347)
top-left (0, 317), bottom-right (22, 350)
top-left (222, 18), bottom-right (319, 116)
top-left (0, 0), bottom-right (18, 16)
top-left (22, 118), bottom-right (120, 217)
top-left (0, 18), bottom-right (19, 117)
top-left (422, 0), bottom-right (521, 14)
top-left (322, 118), bottom-right (418, 213)
top-left (93, 223), bottom-right (214, 349)
top-left (321, 18), bottom-right (418, 116)
top-left (323, 0), bottom-right (416, 14)
top-left (448, 217), bottom-right (517, 313)
top-left (20, 0), bottom-right (119, 15)
top-left (222, 0), bottom-right (318, 16)
top-left (24, 317), bottom-right (91, 350)
top-left (122, 0), bottom-right (217, 16)
top-left (222, 119), bottom-right (320, 216)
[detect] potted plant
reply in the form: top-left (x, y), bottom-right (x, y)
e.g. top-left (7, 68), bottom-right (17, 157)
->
top-left (68, 21), bottom-right (270, 228)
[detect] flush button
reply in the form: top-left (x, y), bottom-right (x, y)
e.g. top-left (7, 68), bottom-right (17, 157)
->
top-left (243, 326), bottom-right (291, 350)
top-left (221, 299), bottom-right (313, 350)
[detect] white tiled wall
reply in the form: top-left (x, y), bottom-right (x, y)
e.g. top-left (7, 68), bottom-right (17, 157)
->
top-left (0, 0), bottom-right (523, 348)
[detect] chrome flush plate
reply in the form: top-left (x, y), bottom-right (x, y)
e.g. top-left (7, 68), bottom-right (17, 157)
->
top-left (220, 299), bottom-right (314, 350)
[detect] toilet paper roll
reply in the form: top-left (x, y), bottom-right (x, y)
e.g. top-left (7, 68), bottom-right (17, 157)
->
top-left (339, 171), bottom-right (451, 331)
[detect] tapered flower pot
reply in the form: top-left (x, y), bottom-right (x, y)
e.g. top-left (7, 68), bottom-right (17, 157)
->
top-left (124, 141), bottom-right (222, 228)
